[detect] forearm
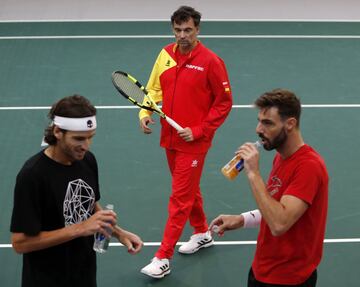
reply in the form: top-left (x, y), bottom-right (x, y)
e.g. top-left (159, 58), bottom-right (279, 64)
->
top-left (112, 225), bottom-right (131, 242)
top-left (197, 62), bottom-right (232, 139)
top-left (247, 172), bottom-right (289, 235)
top-left (194, 96), bottom-right (232, 140)
top-left (12, 224), bottom-right (83, 254)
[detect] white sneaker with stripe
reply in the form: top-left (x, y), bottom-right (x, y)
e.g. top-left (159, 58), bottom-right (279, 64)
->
top-left (178, 231), bottom-right (214, 254)
top-left (140, 257), bottom-right (170, 279)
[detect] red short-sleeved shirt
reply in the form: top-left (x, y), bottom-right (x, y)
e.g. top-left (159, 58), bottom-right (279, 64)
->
top-left (252, 144), bottom-right (328, 285)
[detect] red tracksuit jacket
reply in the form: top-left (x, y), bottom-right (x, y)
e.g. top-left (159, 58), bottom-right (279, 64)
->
top-left (139, 42), bottom-right (233, 153)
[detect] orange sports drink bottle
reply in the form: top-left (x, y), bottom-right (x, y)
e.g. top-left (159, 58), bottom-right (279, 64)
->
top-left (221, 141), bottom-right (262, 180)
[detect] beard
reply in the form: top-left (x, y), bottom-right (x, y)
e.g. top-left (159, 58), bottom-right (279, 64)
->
top-left (59, 141), bottom-right (86, 162)
top-left (177, 39), bottom-right (192, 50)
top-left (259, 127), bottom-right (287, 151)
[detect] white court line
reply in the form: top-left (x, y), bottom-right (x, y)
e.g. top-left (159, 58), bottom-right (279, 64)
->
top-left (0, 106), bottom-right (138, 110)
top-left (1, 238), bottom-right (360, 248)
top-left (0, 244), bottom-right (12, 248)
top-left (113, 238), bottom-right (360, 247)
top-left (1, 19), bottom-right (360, 23)
top-left (0, 104), bottom-right (360, 111)
top-left (1, 35), bottom-right (360, 40)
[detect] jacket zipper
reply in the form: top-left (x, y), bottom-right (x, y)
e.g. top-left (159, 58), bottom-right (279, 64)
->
top-left (169, 49), bottom-right (193, 148)
top-left (169, 64), bottom-right (179, 148)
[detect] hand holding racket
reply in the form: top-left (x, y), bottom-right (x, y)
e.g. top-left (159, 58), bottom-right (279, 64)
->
top-left (111, 71), bottom-right (183, 131)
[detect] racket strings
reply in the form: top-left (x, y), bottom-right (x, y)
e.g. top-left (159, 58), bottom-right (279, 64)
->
top-left (113, 73), bottom-right (150, 106)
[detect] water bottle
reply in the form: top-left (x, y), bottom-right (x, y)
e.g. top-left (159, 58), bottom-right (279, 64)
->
top-left (221, 141), bottom-right (262, 180)
top-left (93, 204), bottom-right (114, 253)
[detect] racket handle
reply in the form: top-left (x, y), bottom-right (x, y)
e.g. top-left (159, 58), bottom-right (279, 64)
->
top-left (165, 116), bottom-right (183, 131)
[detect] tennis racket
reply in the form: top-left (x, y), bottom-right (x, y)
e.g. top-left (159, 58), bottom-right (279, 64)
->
top-left (111, 71), bottom-right (183, 131)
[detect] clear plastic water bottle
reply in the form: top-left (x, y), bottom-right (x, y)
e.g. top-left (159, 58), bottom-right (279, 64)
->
top-left (93, 204), bottom-right (114, 253)
top-left (221, 141), bottom-right (262, 180)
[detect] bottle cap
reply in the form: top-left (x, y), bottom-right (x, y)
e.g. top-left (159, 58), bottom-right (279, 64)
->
top-left (211, 225), bottom-right (220, 233)
top-left (254, 141), bottom-right (263, 148)
top-left (105, 204), bottom-right (114, 210)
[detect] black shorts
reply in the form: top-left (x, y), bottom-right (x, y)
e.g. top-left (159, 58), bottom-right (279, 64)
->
top-left (247, 268), bottom-right (317, 287)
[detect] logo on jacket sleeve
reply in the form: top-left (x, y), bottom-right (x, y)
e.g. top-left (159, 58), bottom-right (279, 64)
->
top-left (223, 81), bottom-right (231, 93)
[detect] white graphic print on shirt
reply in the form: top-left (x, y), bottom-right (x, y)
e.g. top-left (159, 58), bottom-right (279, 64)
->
top-left (63, 179), bottom-right (95, 226)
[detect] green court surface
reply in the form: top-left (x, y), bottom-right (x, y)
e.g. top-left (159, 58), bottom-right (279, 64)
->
top-left (0, 21), bottom-right (359, 286)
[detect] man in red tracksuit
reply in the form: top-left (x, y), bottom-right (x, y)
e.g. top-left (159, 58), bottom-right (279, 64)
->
top-left (139, 6), bottom-right (233, 278)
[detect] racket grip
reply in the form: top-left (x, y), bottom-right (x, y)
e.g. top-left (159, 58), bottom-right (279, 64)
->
top-left (165, 116), bottom-right (183, 131)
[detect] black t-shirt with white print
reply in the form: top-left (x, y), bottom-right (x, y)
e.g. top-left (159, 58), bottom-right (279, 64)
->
top-left (10, 150), bottom-right (101, 287)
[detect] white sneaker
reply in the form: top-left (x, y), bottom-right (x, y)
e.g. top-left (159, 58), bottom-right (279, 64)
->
top-left (178, 231), bottom-right (214, 254)
top-left (140, 257), bottom-right (171, 279)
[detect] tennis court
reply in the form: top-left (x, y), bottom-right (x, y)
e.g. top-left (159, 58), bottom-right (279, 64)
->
top-left (0, 19), bottom-right (359, 287)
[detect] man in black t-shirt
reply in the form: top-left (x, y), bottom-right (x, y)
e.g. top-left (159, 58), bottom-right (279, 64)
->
top-left (10, 95), bottom-right (143, 287)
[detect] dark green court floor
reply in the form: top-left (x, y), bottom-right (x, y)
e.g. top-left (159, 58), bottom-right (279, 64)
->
top-left (0, 21), bottom-right (359, 287)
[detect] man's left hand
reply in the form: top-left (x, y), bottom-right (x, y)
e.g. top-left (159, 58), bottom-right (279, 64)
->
top-left (178, 127), bottom-right (194, 142)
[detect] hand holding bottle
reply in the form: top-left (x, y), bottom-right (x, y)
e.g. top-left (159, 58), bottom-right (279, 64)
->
top-left (221, 141), bottom-right (262, 180)
top-left (93, 204), bottom-right (115, 253)
top-left (236, 141), bottom-right (262, 176)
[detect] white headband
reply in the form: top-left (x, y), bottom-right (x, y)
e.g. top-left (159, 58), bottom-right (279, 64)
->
top-left (53, 115), bottom-right (97, 131)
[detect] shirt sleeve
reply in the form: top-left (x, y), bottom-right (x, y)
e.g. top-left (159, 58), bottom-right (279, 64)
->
top-left (10, 167), bottom-right (42, 235)
top-left (191, 57), bottom-right (233, 140)
top-left (85, 152), bottom-right (101, 202)
top-left (139, 51), bottom-right (164, 120)
top-left (284, 159), bottom-right (323, 205)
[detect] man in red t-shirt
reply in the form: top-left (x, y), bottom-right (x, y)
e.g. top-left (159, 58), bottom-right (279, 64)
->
top-left (210, 89), bottom-right (328, 286)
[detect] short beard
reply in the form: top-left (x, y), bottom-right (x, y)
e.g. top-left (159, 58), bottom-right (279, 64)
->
top-left (260, 127), bottom-right (287, 151)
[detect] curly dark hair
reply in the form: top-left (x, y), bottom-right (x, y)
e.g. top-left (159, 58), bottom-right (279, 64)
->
top-left (255, 89), bottom-right (301, 127)
top-left (171, 6), bottom-right (201, 27)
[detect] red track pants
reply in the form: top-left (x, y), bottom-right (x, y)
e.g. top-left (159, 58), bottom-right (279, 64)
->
top-left (155, 149), bottom-right (209, 259)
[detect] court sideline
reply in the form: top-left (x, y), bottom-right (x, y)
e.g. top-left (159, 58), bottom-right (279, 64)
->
top-left (1, 0), bottom-right (360, 21)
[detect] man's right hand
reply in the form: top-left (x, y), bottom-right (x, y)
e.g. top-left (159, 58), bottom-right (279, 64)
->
top-left (209, 214), bottom-right (244, 236)
top-left (140, 116), bottom-right (155, 134)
